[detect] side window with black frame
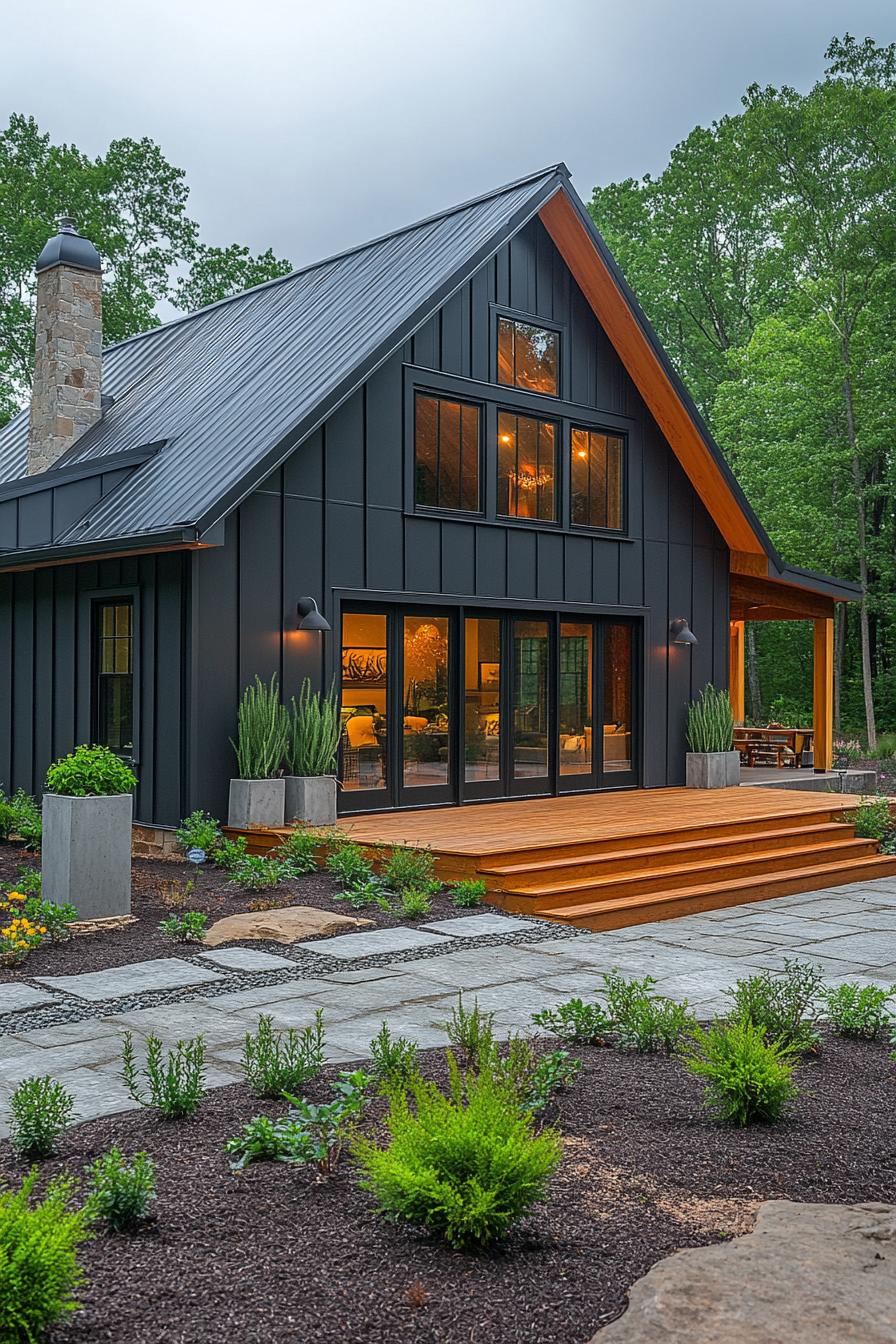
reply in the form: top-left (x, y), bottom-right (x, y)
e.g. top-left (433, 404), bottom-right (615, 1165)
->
top-left (497, 410), bottom-right (558, 522)
top-left (414, 393), bottom-right (481, 512)
top-left (94, 599), bottom-right (134, 755)
top-left (496, 316), bottom-right (559, 396)
top-left (570, 427), bottom-right (624, 530)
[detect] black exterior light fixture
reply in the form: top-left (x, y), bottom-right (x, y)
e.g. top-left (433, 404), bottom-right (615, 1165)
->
top-left (833, 751), bottom-right (850, 792)
top-left (297, 597), bottom-right (331, 632)
top-left (670, 618), bottom-right (698, 646)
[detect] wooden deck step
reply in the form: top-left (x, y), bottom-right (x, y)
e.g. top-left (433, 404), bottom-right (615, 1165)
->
top-left (527, 852), bottom-right (896, 931)
top-left (479, 822), bottom-right (855, 887)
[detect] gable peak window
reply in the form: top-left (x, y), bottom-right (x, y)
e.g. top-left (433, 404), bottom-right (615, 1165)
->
top-left (571, 427), bottom-right (624, 530)
top-left (497, 316), bottom-right (559, 396)
top-left (414, 393), bottom-right (480, 513)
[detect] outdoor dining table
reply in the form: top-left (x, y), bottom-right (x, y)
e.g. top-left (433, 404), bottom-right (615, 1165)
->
top-left (734, 726), bottom-right (814, 769)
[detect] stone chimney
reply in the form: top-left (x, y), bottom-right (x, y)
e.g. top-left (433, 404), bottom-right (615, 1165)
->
top-left (27, 217), bottom-right (103, 475)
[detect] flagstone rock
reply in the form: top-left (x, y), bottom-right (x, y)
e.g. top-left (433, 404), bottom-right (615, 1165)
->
top-left (591, 1200), bottom-right (896, 1344)
top-left (203, 906), bottom-right (373, 947)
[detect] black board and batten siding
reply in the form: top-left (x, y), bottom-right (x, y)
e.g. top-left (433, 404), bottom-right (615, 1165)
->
top-left (188, 216), bottom-right (729, 821)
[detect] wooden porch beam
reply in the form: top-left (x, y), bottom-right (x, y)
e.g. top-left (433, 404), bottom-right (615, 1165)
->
top-left (730, 573), bottom-right (835, 622)
top-left (729, 620), bottom-right (745, 723)
top-left (813, 617), bottom-right (834, 772)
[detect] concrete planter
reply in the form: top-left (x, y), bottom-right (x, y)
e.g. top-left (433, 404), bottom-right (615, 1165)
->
top-left (284, 775), bottom-right (337, 826)
top-left (228, 778), bottom-right (285, 829)
top-left (686, 750), bottom-right (741, 789)
top-left (42, 792), bottom-right (133, 919)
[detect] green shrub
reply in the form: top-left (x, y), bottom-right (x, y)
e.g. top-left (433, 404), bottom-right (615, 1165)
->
top-left (0, 789), bottom-right (42, 846)
top-left (227, 854), bottom-right (284, 891)
top-left (174, 810), bottom-right (222, 855)
top-left (397, 888), bottom-right (433, 920)
top-left (158, 910), bottom-right (207, 943)
top-left (369, 1022), bottom-right (420, 1089)
top-left (231, 674), bottom-right (290, 780)
top-left (45, 745), bottom-right (137, 797)
top-left (0, 796), bottom-right (17, 841)
top-left (686, 684), bottom-right (734, 753)
top-left (325, 839), bottom-right (373, 886)
top-left (381, 846), bottom-right (437, 893)
top-left (22, 893), bottom-right (76, 940)
top-left (276, 826), bottom-right (324, 874)
top-left (450, 879), bottom-right (486, 908)
top-left (335, 875), bottom-right (393, 910)
top-left (214, 835), bottom-right (248, 871)
top-left (823, 982), bottom-right (896, 1039)
top-left (0, 1169), bottom-right (92, 1342)
top-left (121, 1031), bottom-right (205, 1119)
top-left (288, 677), bottom-right (340, 776)
top-left (241, 1011), bottom-right (325, 1097)
top-left (227, 1070), bottom-right (370, 1174)
top-left (12, 866), bottom-right (42, 897)
top-left (9, 1077), bottom-right (75, 1160)
top-left (494, 1036), bottom-right (582, 1115)
top-left (354, 1056), bottom-right (562, 1250)
top-left (682, 1018), bottom-right (798, 1126)
top-left (531, 998), bottom-right (613, 1045)
top-left (847, 795), bottom-right (893, 841)
top-left (724, 959), bottom-right (824, 1053)
top-left (601, 972), bottom-right (696, 1054)
top-left (445, 994), bottom-right (496, 1067)
top-left (86, 1148), bottom-right (156, 1232)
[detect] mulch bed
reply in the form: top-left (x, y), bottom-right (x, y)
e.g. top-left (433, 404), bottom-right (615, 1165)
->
top-left (2, 1033), bottom-right (893, 1344)
top-left (0, 841), bottom-right (465, 982)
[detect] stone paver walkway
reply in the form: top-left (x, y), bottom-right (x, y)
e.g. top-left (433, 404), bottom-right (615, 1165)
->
top-left (2, 878), bottom-right (896, 1133)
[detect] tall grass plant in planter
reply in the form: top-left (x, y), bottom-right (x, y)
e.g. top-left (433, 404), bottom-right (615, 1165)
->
top-left (284, 679), bottom-right (340, 826)
top-left (228, 675), bottom-right (290, 829)
top-left (685, 684), bottom-right (739, 789)
top-left (42, 745), bottom-right (137, 919)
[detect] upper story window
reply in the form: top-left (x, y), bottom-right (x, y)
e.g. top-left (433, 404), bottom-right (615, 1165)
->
top-left (497, 317), bottom-right (559, 396)
top-left (571, 427), bottom-right (624, 530)
top-left (414, 393), bottom-right (480, 512)
top-left (497, 411), bottom-right (558, 522)
top-left (94, 599), bottom-right (134, 755)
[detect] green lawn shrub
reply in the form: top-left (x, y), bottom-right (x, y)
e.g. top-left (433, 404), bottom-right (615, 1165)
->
top-left (121, 1032), bottom-right (205, 1119)
top-left (86, 1149), bottom-right (156, 1232)
top-left (682, 1018), bottom-right (798, 1126)
top-left (241, 1011), bottom-right (325, 1097)
top-left (0, 1170), bottom-right (92, 1343)
top-left (9, 1077), bottom-right (75, 1160)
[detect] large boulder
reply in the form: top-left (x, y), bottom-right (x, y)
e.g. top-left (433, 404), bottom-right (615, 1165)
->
top-left (592, 1200), bottom-right (896, 1344)
top-left (203, 906), bottom-right (373, 947)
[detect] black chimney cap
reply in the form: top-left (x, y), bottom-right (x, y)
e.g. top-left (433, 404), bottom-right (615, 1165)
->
top-left (35, 217), bottom-right (101, 275)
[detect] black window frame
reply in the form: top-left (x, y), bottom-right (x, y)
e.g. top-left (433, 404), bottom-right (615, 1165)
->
top-left (495, 407), bottom-right (561, 526)
top-left (491, 305), bottom-right (565, 399)
top-left (90, 593), bottom-right (137, 761)
top-left (569, 424), bottom-right (627, 534)
top-left (411, 389), bottom-right (485, 519)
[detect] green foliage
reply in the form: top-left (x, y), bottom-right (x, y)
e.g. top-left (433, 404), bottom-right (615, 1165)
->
top-left (601, 972), bottom-right (697, 1054)
top-left (225, 1115), bottom-right (288, 1169)
top-left (682, 1018), bottom-right (798, 1126)
top-left (396, 888), bottom-right (433, 920)
top-left (0, 790), bottom-right (41, 847)
top-left (174, 810), bottom-right (222, 855)
top-left (9, 1077), bottom-right (75, 1160)
top-left (725, 959), bottom-right (824, 1054)
top-left (226, 854), bottom-right (284, 892)
top-left (213, 835), bottom-right (248, 872)
top-left (354, 1055), bottom-right (562, 1250)
top-left (276, 826), bottom-right (324, 874)
top-left (288, 678), bottom-right (340, 776)
top-left (847, 795), bottom-right (893, 841)
top-left (335, 875), bottom-right (393, 910)
top-left (45, 745), bottom-right (136, 797)
top-left (369, 1022), bottom-right (420, 1090)
top-left (445, 994), bottom-right (497, 1067)
top-left (121, 1031), bottom-right (205, 1119)
top-left (12, 867), bottom-right (42, 896)
top-left (823, 982), bottom-right (896, 1039)
top-left (228, 1071), bottom-right (370, 1174)
top-left (325, 839), bottom-right (373, 886)
top-left (158, 910), bottom-right (207, 943)
top-left (231, 674), bottom-right (289, 780)
top-left (380, 846), bottom-right (437, 893)
top-left (241, 1011), bottom-right (325, 1097)
top-left (492, 1036), bottom-right (582, 1115)
top-left (686, 684), bottom-right (735, 753)
top-left (450, 879), bottom-right (486, 908)
top-left (0, 1169), bottom-right (92, 1343)
top-left (531, 998), bottom-right (613, 1045)
top-left (173, 241), bottom-right (291, 312)
top-left (86, 1148), bottom-right (156, 1231)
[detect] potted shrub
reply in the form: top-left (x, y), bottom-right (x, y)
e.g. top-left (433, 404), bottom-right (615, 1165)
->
top-left (686, 684), bottom-right (740, 788)
top-left (228, 674), bottom-right (289, 828)
top-left (284, 678), bottom-right (340, 826)
top-left (42, 745), bottom-right (137, 919)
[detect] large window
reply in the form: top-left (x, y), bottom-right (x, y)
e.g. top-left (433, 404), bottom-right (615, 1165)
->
top-left (497, 317), bottom-right (559, 396)
top-left (497, 411), bottom-right (557, 522)
top-left (340, 612), bottom-right (388, 792)
top-left (414, 394), bottom-right (480, 512)
top-left (571, 427), bottom-right (624, 530)
top-left (94, 600), bottom-right (134, 755)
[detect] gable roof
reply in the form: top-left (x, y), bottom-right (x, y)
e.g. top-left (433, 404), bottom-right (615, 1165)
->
top-left (0, 165), bottom-right (859, 602)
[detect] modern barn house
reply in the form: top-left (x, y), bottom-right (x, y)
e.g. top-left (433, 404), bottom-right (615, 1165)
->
top-left (1, 165), bottom-right (892, 924)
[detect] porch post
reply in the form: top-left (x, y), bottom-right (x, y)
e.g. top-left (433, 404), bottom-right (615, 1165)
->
top-left (729, 620), bottom-right (745, 723)
top-left (813, 617), bottom-right (834, 772)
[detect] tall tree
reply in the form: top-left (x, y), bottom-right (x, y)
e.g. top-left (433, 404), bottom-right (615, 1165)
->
top-left (173, 242), bottom-right (292, 313)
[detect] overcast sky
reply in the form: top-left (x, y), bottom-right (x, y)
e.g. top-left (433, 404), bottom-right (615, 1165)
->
top-left (4, 0), bottom-right (895, 271)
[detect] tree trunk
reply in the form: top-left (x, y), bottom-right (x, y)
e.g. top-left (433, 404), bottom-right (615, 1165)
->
top-left (833, 603), bottom-right (845, 734)
top-left (840, 332), bottom-right (877, 750)
top-left (746, 623), bottom-right (762, 723)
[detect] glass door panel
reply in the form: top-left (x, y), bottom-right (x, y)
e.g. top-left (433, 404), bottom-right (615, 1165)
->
top-left (464, 617), bottom-right (502, 795)
top-left (511, 619), bottom-right (551, 790)
top-left (559, 621), bottom-right (594, 784)
top-left (601, 622), bottom-right (635, 784)
top-left (402, 615), bottom-right (451, 793)
top-left (339, 612), bottom-right (389, 798)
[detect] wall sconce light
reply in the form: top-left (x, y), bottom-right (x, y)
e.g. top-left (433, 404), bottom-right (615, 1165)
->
top-left (670, 618), bottom-right (698, 646)
top-left (296, 597), bottom-right (331, 632)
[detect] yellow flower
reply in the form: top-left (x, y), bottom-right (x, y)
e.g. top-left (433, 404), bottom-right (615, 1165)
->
top-left (38, 927), bottom-right (46, 935)
top-left (7, 892), bottom-right (25, 902)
